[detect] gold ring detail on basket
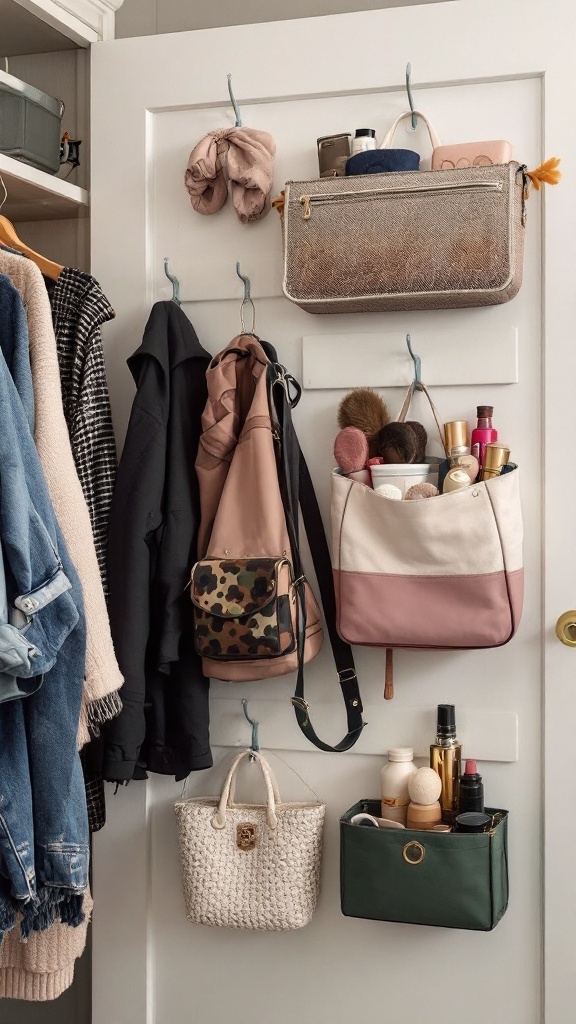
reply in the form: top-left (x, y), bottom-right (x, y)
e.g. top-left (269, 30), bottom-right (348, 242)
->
top-left (403, 840), bottom-right (426, 865)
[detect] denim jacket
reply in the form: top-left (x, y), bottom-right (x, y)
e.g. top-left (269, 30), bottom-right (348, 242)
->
top-left (0, 275), bottom-right (89, 937)
top-left (0, 277), bottom-right (79, 700)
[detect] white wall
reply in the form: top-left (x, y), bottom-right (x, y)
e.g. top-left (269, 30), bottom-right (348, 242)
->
top-left (116, 0), bottom-right (450, 37)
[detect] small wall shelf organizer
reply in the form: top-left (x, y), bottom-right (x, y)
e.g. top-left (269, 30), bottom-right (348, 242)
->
top-left (0, 151), bottom-right (89, 220)
top-left (1, 0), bottom-right (123, 220)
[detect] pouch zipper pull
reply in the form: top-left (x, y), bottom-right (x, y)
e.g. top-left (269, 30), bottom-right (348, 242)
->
top-left (300, 195), bottom-right (311, 220)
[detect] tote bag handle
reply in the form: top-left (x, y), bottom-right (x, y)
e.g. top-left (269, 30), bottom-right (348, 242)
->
top-left (212, 750), bottom-right (279, 830)
top-left (381, 110), bottom-right (441, 152)
top-left (396, 380), bottom-right (447, 457)
top-left (228, 752), bottom-right (282, 807)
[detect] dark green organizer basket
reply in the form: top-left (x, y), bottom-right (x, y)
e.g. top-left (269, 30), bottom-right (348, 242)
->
top-left (340, 800), bottom-right (508, 931)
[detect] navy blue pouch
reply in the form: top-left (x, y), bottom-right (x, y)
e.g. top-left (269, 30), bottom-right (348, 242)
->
top-left (346, 148), bottom-right (420, 175)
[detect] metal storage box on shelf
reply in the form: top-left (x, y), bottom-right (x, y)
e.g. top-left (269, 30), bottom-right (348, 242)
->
top-left (0, 69), bottom-right (64, 175)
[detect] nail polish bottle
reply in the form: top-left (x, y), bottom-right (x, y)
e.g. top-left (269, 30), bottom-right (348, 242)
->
top-left (471, 406), bottom-right (498, 473)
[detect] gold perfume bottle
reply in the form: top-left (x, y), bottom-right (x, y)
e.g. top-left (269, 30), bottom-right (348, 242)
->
top-left (430, 704), bottom-right (462, 824)
top-left (443, 421), bottom-right (479, 484)
top-left (481, 443), bottom-right (511, 480)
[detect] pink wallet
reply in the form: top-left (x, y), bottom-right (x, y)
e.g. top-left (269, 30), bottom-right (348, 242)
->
top-left (432, 140), bottom-right (512, 170)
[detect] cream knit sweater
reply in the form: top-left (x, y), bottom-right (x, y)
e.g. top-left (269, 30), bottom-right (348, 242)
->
top-left (0, 892), bottom-right (93, 1001)
top-left (0, 252), bottom-right (123, 744)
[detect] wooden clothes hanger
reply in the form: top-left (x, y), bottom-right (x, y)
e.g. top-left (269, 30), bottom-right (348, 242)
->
top-left (0, 215), bottom-right (64, 282)
top-left (0, 179), bottom-right (64, 280)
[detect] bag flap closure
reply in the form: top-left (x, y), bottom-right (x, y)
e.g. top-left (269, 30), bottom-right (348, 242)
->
top-left (191, 558), bottom-right (287, 618)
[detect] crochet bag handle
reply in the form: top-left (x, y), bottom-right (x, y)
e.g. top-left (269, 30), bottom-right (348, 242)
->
top-left (228, 751), bottom-right (282, 807)
top-left (212, 749), bottom-right (278, 830)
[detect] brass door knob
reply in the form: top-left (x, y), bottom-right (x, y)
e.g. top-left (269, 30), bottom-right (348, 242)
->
top-left (556, 611), bottom-right (576, 647)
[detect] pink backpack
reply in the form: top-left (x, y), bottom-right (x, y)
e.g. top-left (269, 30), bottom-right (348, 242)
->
top-left (192, 333), bottom-right (364, 751)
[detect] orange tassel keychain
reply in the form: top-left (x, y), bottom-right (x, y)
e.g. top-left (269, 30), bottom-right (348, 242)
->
top-left (525, 156), bottom-right (562, 191)
top-left (521, 157), bottom-right (561, 224)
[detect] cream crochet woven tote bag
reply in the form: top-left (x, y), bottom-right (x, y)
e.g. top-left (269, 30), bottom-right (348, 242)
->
top-left (174, 749), bottom-right (325, 930)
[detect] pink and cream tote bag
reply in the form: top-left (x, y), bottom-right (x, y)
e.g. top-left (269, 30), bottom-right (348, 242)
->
top-left (331, 468), bottom-right (523, 650)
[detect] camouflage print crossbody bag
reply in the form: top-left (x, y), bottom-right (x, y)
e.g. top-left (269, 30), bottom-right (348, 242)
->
top-left (190, 557), bottom-right (297, 660)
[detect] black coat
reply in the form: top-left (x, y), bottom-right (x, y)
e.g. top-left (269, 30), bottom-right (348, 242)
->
top-left (104, 302), bottom-right (212, 782)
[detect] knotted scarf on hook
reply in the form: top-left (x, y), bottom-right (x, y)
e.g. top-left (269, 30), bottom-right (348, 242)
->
top-left (184, 127), bottom-right (276, 223)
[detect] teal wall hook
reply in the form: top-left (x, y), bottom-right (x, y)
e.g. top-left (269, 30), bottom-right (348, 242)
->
top-left (405, 63), bottom-right (418, 131)
top-left (163, 257), bottom-right (181, 305)
top-left (406, 332), bottom-right (421, 384)
top-left (227, 73), bottom-right (243, 127)
top-left (236, 262), bottom-right (256, 333)
top-left (241, 698), bottom-right (260, 755)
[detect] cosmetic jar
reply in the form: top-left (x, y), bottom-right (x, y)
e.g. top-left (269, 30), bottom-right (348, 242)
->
top-left (454, 812), bottom-right (492, 833)
top-left (351, 128), bottom-right (376, 154)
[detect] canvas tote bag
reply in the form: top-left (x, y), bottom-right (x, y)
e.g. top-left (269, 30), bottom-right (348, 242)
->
top-left (331, 464), bottom-right (523, 650)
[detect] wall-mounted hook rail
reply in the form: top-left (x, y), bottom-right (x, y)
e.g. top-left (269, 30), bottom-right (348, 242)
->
top-left (301, 328), bottom-right (519, 390)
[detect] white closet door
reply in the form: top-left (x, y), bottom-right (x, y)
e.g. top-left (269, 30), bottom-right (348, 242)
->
top-left (90, 3), bottom-right (575, 1022)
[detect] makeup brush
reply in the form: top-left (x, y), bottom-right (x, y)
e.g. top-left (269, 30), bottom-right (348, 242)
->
top-left (373, 422), bottom-right (420, 464)
top-left (337, 388), bottom-right (390, 439)
top-left (334, 426), bottom-right (369, 474)
top-left (403, 421), bottom-right (427, 463)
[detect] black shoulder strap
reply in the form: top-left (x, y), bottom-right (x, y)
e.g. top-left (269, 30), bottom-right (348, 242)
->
top-left (266, 359), bottom-right (365, 752)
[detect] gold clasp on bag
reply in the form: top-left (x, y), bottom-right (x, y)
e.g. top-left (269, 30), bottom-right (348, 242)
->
top-left (237, 823), bottom-right (257, 851)
top-left (291, 575), bottom-right (306, 603)
top-left (403, 841), bottom-right (426, 865)
top-left (291, 695), bottom-right (310, 727)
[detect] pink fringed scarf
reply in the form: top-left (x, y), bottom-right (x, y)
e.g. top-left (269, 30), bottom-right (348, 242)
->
top-left (185, 127), bottom-right (276, 223)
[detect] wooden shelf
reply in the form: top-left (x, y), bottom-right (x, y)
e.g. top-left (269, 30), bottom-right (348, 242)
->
top-left (0, 0), bottom-right (124, 54)
top-left (0, 152), bottom-right (89, 220)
